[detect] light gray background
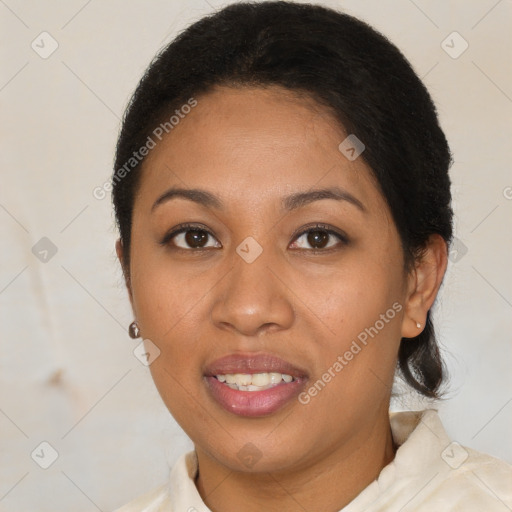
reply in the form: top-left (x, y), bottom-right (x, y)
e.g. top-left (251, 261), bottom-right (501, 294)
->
top-left (1, 0), bottom-right (511, 510)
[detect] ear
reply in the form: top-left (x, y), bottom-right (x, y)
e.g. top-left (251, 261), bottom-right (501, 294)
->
top-left (115, 238), bottom-right (133, 304)
top-left (401, 234), bottom-right (448, 338)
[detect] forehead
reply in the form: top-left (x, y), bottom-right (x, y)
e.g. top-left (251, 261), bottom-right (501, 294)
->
top-left (135, 85), bottom-right (383, 214)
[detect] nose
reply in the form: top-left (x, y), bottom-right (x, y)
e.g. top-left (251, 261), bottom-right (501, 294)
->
top-left (210, 247), bottom-right (295, 337)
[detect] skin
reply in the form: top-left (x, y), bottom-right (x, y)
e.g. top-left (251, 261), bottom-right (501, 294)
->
top-left (116, 85), bottom-right (448, 512)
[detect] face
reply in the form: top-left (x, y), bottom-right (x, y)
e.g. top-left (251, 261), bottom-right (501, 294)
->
top-left (122, 85), bottom-right (413, 474)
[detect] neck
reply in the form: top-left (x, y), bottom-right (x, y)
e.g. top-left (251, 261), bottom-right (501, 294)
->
top-left (194, 407), bottom-right (396, 512)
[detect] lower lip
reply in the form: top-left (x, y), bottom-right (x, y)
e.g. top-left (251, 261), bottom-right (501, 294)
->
top-left (205, 376), bottom-right (306, 417)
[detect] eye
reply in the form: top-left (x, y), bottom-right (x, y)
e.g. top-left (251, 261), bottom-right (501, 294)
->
top-left (161, 223), bottom-right (221, 250)
top-left (161, 223), bottom-right (348, 252)
top-left (289, 224), bottom-right (348, 251)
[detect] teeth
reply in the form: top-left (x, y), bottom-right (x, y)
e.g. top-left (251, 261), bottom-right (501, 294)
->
top-left (269, 372), bottom-right (282, 384)
top-left (252, 373), bottom-right (270, 386)
top-left (235, 374), bottom-right (252, 386)
top-left (214, 372), bottom-right (295, 391)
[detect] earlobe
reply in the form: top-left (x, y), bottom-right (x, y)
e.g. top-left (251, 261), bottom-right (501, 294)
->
top-left (401, 234), bottom-right (448, 339)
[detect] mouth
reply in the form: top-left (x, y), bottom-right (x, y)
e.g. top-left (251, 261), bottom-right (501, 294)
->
top-left (204, 353), bottom-right (308, 417)
top-left (214, 371), bottom-right (295, 390)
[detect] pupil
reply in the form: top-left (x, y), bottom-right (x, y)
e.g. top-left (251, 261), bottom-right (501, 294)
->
top-left (185, 229), bottom-right (208, 247)
top-left (308, 230), bottom-right (328, 248)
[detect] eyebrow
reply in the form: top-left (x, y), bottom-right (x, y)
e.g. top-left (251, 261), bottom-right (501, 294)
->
top-left (283, 187), bottom-right (365, 212)
top-left (151, 188), bottom-right (223, 212)
top-left (151, 186), bottom-right (366, 213)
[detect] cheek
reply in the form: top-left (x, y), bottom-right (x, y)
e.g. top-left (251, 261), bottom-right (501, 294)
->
top-left (290, 249), bottom-right (405, 406)
top-left (130, 248), bottom-right (215, 399)
top-left (131, 246), bottom-right (208, 336)
top-left (291, 248), bottom-right (404, 346)
top-left (130, 254), bottom-right (212, 423)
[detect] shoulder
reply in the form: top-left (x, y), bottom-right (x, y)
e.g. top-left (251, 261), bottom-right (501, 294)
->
top-left (112, 483), bottom-right (171, 512)
top-left (384, 409), bottom-right (512, 511)
top-left (425, 445), bottom-right (512, 509)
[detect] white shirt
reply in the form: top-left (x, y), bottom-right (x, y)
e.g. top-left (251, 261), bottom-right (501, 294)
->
top-left (113, 409), bottom-right (512, 511)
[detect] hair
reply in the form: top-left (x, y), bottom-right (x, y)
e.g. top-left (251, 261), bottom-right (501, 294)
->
top-left (112, 1), bottom-right (453, 398)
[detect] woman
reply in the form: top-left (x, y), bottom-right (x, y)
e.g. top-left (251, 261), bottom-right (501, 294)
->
top-left (112, 2), bottom-right (512, 510)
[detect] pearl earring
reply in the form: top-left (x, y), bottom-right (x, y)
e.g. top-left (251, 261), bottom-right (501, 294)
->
top-left (416, 321), bottom-right (422, 329)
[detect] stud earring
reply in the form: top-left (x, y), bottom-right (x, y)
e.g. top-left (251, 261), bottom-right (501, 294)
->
top-left (128, 321), bottom-right (140, 339)
top-left (416, 321), bottom-right (422, 329)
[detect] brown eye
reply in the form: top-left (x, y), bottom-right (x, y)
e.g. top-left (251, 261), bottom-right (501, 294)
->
top-left (290, 224), bottom-right (348, 251)
top-left (162, 224), bottom-right (221, 250)
top-left (185, 229), bottom-right (209, 248)
top-left (307, 230), bottom-right (330, 249)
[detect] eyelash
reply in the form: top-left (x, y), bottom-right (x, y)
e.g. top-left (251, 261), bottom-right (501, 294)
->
top-left (160, 222), bottom-right (349, 253)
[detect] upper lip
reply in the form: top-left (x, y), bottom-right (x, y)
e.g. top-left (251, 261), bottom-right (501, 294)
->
top-left (204, 352), bottom-right (308, 378)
